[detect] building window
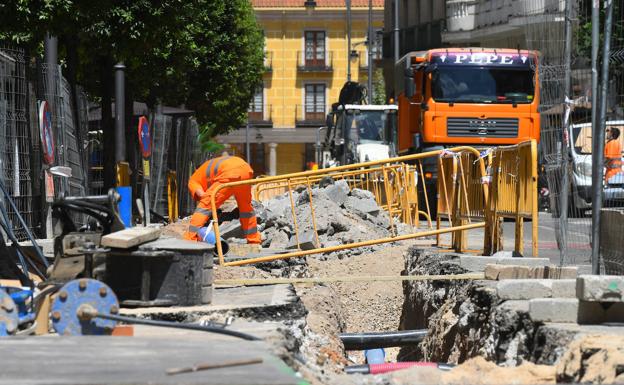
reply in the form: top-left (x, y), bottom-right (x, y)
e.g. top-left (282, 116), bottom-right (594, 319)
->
top-left (248, 85), bottom-right (263, 121)
top-left (305, 31), bottom-right (325, 67)
top-left (305, 84), bottom-right (325, 121)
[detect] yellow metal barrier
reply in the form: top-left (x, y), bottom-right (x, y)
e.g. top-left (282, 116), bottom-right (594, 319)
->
top-left (210, 146), bottom-right (488, 266)
top-left (167, 171), bottom-right (178, 222)
top-left (485, 140), bottom-right (539, 257)
top-left (435, 140), bottom-right (538, 256)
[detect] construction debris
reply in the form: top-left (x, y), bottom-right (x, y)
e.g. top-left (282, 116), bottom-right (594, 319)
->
top-left (218, 181), bottom-right (411, 262)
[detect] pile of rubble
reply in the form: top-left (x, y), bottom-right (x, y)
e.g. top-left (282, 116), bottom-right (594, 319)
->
top-left (219, 178), bottom-right (410, 260)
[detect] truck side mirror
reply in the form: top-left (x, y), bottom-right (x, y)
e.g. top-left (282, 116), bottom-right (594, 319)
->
top-left (404, 75), bottom-right (415, 99)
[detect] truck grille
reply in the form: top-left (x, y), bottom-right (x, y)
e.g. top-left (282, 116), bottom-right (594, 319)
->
top-left (447, 117), bottom-right (519, 138)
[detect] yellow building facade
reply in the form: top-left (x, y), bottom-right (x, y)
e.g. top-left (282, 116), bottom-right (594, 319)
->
top-left (216, 0), bottom-right (384, 176)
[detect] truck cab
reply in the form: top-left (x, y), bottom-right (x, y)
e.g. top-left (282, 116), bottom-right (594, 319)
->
top-left (396, 48), bottom-right (540, 154)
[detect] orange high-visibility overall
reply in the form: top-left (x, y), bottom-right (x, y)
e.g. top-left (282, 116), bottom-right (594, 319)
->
top-left (184, 156), bottom-right (261, 244)
top-left (605, 139), bottom-right (622, 182)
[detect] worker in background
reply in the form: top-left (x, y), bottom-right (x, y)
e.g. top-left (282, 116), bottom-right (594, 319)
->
top-left (184, 154), bottom-right (261, 244)
top-left (604, 127), bottom-right (622, 183)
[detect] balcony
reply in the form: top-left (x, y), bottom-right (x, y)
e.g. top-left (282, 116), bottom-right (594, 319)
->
top-left (446, 0), bottom-right (478, 32)
top-left (297, 51), bottom-right (333, 72)
top-left (264, 51), bottom-right (272, 73)
top-left (295, 104), bottom-right (327, 127)
top-left (247, 105), bottom-right (273, 128)
top-left (358, 52), bottom-right (383, 72)
top-left (446, 0), bottom-right (565, 33)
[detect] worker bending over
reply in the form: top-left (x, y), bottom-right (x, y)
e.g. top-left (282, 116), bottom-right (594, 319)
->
top-left (184, 154), bottom-right (261, 244)
top-left (605, 127), bottom-right (622, 183)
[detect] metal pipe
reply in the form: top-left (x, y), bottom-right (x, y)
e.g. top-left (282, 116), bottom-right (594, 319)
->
top-left (558, 0), bottom-right (573, 266)
top-left (340, 329), bottom-right (427, 350)
top-left (347, 0), bottom-right (352, 82)
top-left (592, 0), bottom-right (614, 275)
top-left (394, 0), bottom-right (399, 63)
top-left (114, 63), bottom-right (126, 163)
top-left (368, 0), bottom-right (374, 104)
top-left (246, 120), bottom-right (251, 164)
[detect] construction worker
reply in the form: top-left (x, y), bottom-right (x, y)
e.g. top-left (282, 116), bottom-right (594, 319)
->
top-left (184, 154), bottom-right (261, 244)
top-left (604, 127), bottom-right (622, 183)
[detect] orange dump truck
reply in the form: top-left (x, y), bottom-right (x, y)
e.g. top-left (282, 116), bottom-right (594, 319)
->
top-left (395, 48), bottom-right (541, 210)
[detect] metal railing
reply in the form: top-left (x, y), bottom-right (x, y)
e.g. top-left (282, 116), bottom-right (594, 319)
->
top-left (297, 51), bottom-right (333, 72)
top-left (295, 104), bottom-right (327, 126)
top-left (247, 105), bottom-right (272, 126)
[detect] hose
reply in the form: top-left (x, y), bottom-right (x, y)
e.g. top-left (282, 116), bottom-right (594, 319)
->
top-left (340, 329), bottom-right (428, 350)
top-left (91, 311), bottom-right (260, 341)
top-left (345, 362), bottom-right (455, 375)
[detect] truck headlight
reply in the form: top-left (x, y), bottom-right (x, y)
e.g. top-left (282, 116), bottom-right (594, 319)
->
top-left (575, 161), bottom-right (592, 177)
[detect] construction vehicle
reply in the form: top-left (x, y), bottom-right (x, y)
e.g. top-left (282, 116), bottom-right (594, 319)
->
top-left (319, 82), bottom-right (398, 168)
top-left (396, 48), bottom-right (541, 211)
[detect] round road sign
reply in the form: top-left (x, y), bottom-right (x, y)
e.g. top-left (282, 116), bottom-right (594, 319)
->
top-left (39, 101), bottom-right (55, 165)
top-left (138, 116), bottom-right (151, 158)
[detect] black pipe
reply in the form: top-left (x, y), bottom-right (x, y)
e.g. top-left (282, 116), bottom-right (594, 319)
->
top-left (94, 312), bottom-right (260, 341)
top-left (114, 63), bottom-right (126, 163)
top-left (340, 329), bottom-right (427, 350)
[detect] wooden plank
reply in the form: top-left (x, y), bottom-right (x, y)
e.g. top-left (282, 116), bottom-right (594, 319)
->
top-left (34, 293), bottom-right (51, 335)
top-left (0, 337), bottom-right (301, 385)
top-left (101, 227), bottom-right (161, 249)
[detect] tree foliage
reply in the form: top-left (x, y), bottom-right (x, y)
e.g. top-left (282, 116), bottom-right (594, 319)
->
top-left (0, 0), bottom-right (264, 139)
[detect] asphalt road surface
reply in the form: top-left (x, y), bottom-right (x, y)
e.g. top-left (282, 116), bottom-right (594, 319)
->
top-left (436, 211), bottom-right (592, 266)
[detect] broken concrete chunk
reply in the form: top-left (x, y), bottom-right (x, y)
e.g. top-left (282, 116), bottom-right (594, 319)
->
top-left (577, 275), bottom-right (624, 302)
top-left (287, 232), bottom-right (318, 251)
top-left (219, 221), bottom-right (243, 239)
top-left (344, 195), bottom-right (380, 218)
top-left (269, 230), bottom-right (290, 249)
top-left (323, 183), bottom-right (348, 207)
top-left (349, 188), bottom-right (375, 200)
top-left (101, 227), bottom-right (161, 249)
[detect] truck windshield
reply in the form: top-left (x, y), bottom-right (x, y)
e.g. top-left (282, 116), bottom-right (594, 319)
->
top-left (432, 67), bottom-right (535, 104)
top-left (346, 111), bottom-right (388, 144)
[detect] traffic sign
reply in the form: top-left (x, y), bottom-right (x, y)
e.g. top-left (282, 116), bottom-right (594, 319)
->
top-left (39, 101), bottom-right (55, 165)
top-left (137, 116), bottom-right (151, 158)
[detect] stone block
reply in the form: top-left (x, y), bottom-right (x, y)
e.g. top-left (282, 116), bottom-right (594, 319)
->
top-left (497, 279), bottom-right (553, 300)
top-left (577, 275), bottom-right (624, 302)
top-left (601, 209), bottom-right (624, 274)
top-left (577, 301), bottom-right (624, 324)
top-left (552, 280), bottom-right (577, 298)
top-left (529, 298), bottom-right (579, 323)
top-left (460, 256), bottom-right (550, 272)
top-left (485, 265), bottom-right (578, 280)
top-left (287, 231), bottom-right (318, 251)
